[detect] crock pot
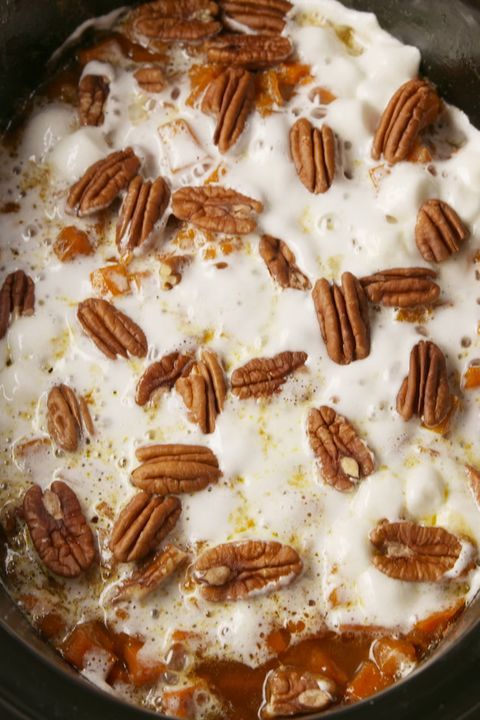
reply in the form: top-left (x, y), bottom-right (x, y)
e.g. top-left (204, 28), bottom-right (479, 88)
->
top-left (1, 1), bottom-right (480, 718)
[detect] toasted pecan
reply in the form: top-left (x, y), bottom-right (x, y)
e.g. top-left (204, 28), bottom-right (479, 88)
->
top-left (172, 185), bottom-right (263, 234)
top-left (205, 33), bottom-right (293, 68)
top-left (131, 443), bottom-right (221, 494)
top-left (0, 270), bottom-right (35, 339)
top-left (415, 199), bottom-right (469, 262)
top-left (113, 544), bottom-right (188, 602)
top-left (116, 175), bottom-right (170, 252)
top-left (175, 349), bottom-right (227, 433)
top-left (201, 67), bottom-right (255, 153)
top-left (134, 66), bottom-right (167, 93)
top-left (360, 267), bottom-right (440, 307)
top-left (220, 0), bottom-right (292, 34)
top-left (77, 298), bottom-right (148, 359)
top-left (231, 350), bottom-right (307, 399)
top-left (259, 234), bottom-right (311, 290)
top-left (290, 118), bottom-right (336, 194)
top-left (136, 352), bottom-right (193, 405)
top-left (47, 384), bottom-right (94, 452)
top-left (260, 666), bottom-right (336, 719)
top-left (78, 74), bottom-right (109, 126)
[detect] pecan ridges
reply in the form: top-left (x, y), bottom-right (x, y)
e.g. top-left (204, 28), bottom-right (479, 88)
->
top-left (261, 666), bottom-right (336, 719)
top-left (231, 350), bottom-right (307, 399)
top-left (110, 492), bottom-right (181, 562)
top-left (205, 33), bottom-right (293, 68)
top-left (66, 148), bottom-right (141, 217)
top-left (307, 406), bottom-right (375, 492)
top-left (175, 350), bottom-right (227, 433)
top-left (220, 0), bottom-right (292, 34)
top-left (201, 67), bottom-right (255, 153)
top-left (131, 443), bottom-right (222, 494)
top-left (360, 267), bottom-right (440, 307)
top-left (312, 272), bottom-right (370, 365)
top-left (290, 118), bottom-right (335, 194)
top-left (0, 270), bottom-right (35, 339)
top-left (396, 340), bottom-right (452, 428)
top-left (78, 74), bottom-right (109, 127)
top-left (372, 78), bottom-right (442, 164)
top-left (129, 0), bottom-right (221, 42)
top-left (259, 234), bottom-right (311, 291)
top-left (136, 352), bottom-right (193, 405)
top-left (47, 384), bottom-right (94, 452)
top-left (172, 185), bottom-right (263, 235)
top-left (134, 66), bottom-right (167, 93)
top-left (113, 543), bottom-right (188, 602)
top-left (137, 0), bottom-right (219, 17)
top-left (116, 175), bottom-right (170, 252)
top-left (77, 298), bottom-right (148, 360)
top-left (415, 199), bottom-right (468, 263)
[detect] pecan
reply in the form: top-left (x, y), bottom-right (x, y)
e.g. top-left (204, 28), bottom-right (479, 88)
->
top-left (290, 118), bottom-right (335, 194)
top-left (113, 544), bottom-right (188, 603)
top-left (372, 78), bottom-right (442, 163)
top-left (172, 186), bottom-right (263, 234)
top-left (110, 492), bottom-right (181, 562)
top-left (66, 148), bottom-right (141, 217)
top-left (307, 406), bottom-right (374, 492)
top-left (360, 267), bottom-right (440, 307)
top-left (192, 540), bottom-right (302, 601)
top-left (23, 481), bottom-right (95, 578)
top-left (47, 384), bottom-right (94, 452)
top-left (415, 199), bottom-right (469, 263)
top-left (260, 666), bottom-right (336, 719)
top-left (77, 298), bottom-right (148, 360)
top-left (205, 34), bottom-right (293, 69)
top-left (259, 235), bottom-right (311, 291)
top-left (370, 519), bottom-right (463, 582)
top-left (396, 340), bottom-right (452, 428)
top-left (131, 443), bottom-right (221, 494)
top-left (136, 352), bottom-right (193, 405)
top-left (78, 74), bottom-right (110, 127)
top-left (116, 175), bottom-right (170, 252)
top-left (129, 1), bottom-right (220, 43)
top-left (135, 0), bottom-right (219, 19)
top-left (0, 270), bottom-right (35, 339)
top-left (466, 465), bottom-right (480, 509)
top-left (220, 0), bottom-right (292, 34)
top-left (134, 66), bottom-right (167, 93)
top-left (231, 350), bottom-right (307, 399)
top-left (159, 254), bottom-right (193, 290)
top-left (201, 67), bottom-right (255, 153)
top-left (312, 272), bottom-right (370, 365)
top-left (175, 350), bottom-right (227, 433)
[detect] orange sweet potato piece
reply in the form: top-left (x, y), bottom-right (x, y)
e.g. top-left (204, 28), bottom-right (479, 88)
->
top-left (463, 365), bottom-right (480, 389)
top-left (54, 226), bottom-right (93, 261)
top-left (119, 635), bottom-right (166, 687)
top-left (345, 660), bottom-right (392, 702)
top-left (38, 612), bottom-right (66, 640)
top-left (266, 628), bottom-right (291, 654)
top-left (371, 637), bottom-right (417, 679)
top-left (90, 263), bottom-right (131, 296)
top-left (62, 621), bottom-right (116, 670)
top-left (407, 602), bottom-right (464, 650)
top-left (162, 686), bottom-right (202, 719)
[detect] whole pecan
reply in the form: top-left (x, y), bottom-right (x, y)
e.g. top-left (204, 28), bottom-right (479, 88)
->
top-left (259, 234), bottom-right (311, 291)
top-left (77, 298), bottom-right (148, 360)
top-left (231, 350), bottom-right (307, 399)
top-left (78, 74), bottom-right (110, 126)
top-left (372, 78), bottom-right (442, 163)
top-left (66, 148), bottom-right (141, 217)
top-left (134, 66), bottom-right (167, 93)
top-left (396, 340), bottom-right (452, 428)
top-left (220, 0), bottom-right (292, 34)
top-left (113, 543), bottom-right (188, 602)
top-left (466, 465), bottom-right (480, 509)
top-left (23, 481), bottom-right (96, 578)
top-left (0, 270), bottom-right (35, 339)
top-left (205, 34), bottom-right (293, 69)
top-left (260, 666), bottom-right (336, 719)
top-left (129, 0), bottom-right (220, 43)
top-left (136, 352), bottom-right (193, 405)
top-left (370, 519), bottom-right (463, 582)
top-left (312, 272), bottom-right (370, 365)
top-left (136, 0), bottom-right (219, 17)
top-left (110, 492), bottom-right (181, 562)
top-left (307, 406), bottom-right (375, 492)
top-left (201, 67), bottom-right (255, 153)
top-left (415, 199), bottom-right (468, 263)
top-left (290, 118), bottom-right (335, 194)
top-left (175, 349), bottom-right (227, 433)
top-left (360, 267), bottom-right (440, 308)
top-left (116, 175), bottom-right (171, 252)
top-left (192, 540), bottom-right (302, 601)
top-left (172, 186), bottom-right (263, 234)
top-left (131, 443), bottom-right (222, 494)
top-left (47, 384), bottom-right (94, 452)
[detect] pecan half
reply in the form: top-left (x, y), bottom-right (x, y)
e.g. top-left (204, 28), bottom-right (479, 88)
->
top-left (307, 406), bottom-right (374, 492)
top-left (260, 666), bottom-right (336, 719)
top-left (113, 544), bottom-right (188, 602)
top-left (0, 270), bottom-right (35, 339)
top-left (78, 74), bottom-right (110, 126)
top-left (116, 175), bottom-right (170, 252)
top-left (66, 148), bottom-right (141, 217)
top-left (370, 520), bottom-right (463, 582)
top-left (23, 481), bottom-right (95, 578)
top-left (172, 186), bottom-right (263, 234)
top-left (131, 443), bottom-right (221, 494)
top-left (201, 67), bottom-right (255, 153)
top-left (372, 78), bottom-right (442, 163)
top-left (360, 267), bottom-right (440, 308)
top-left (175, 350), bottom-right (227, 433)
top-left (159, 253), bottom-right (193, 290)
top-left (193, 540), bottom-right (302, 601)
top-left (396, 340), bottom-right (452, 428)
top-left (134, 66), bottom-right (167, 93)
top-left (312, 272), bottom-right (370, 365)
top-left (466, 465), bottom-right (480, 509)
top-left (110, 492), bottom-right (181, 562)
top-left (220, 0), bottom-right (292, 34)
top-left (259, 235), bottom-right (311, 291)
top-left (136, 352), bottom-right (193, 405)
top-left (129, 0), bottom-right (221, 43)
top-left (47, 384), bottom-right (94, 452)
top-left (136, 0), bottom-right (219, 17)
top-left (205, 34), bottom-right (293, 69)
top-left (290, 118), bottom-right (335, 194)
top-left (77, 298), bottom-right (148, 360)
top-left (231, 350), bottom-right (307, 399)
top-left (415, 199), bottom-right (469, 262)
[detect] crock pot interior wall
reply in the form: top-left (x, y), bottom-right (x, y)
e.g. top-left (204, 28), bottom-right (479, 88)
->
top-left (0, 1), bottom-right (479, 719)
